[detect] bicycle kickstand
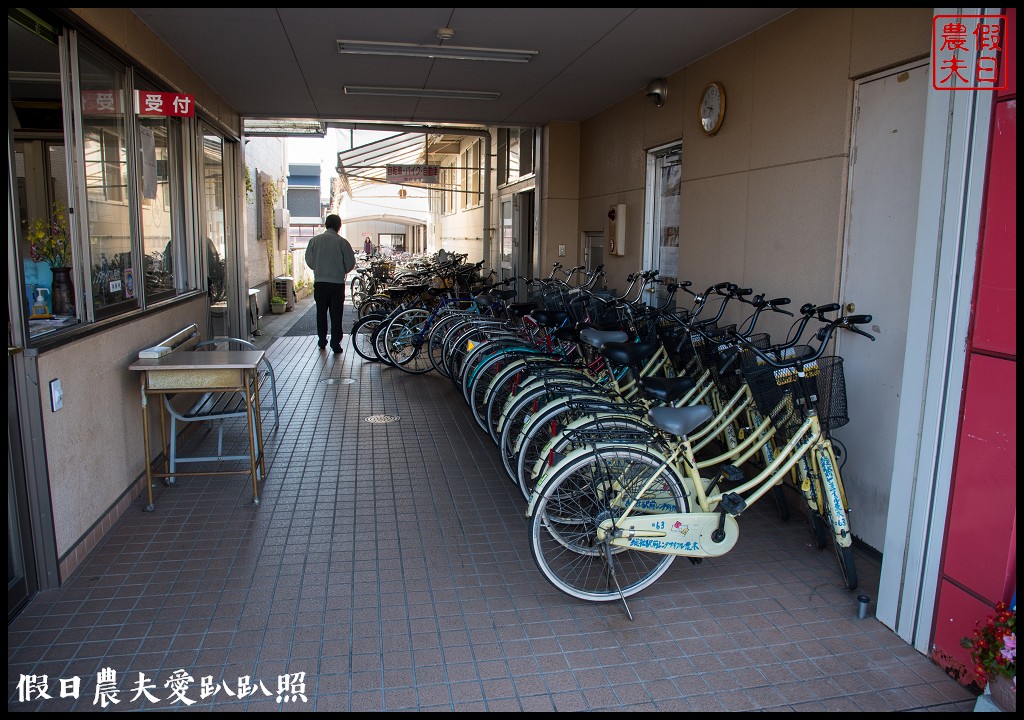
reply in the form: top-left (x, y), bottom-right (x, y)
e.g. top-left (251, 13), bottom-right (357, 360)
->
top-left (602, 536), bottom-right (634, 622)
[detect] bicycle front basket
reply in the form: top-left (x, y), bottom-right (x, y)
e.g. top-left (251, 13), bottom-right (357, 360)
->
top-left (807, 355), bottom-right (849, 432)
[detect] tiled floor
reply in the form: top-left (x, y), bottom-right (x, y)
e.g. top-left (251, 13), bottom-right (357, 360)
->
top-left (8, 297), bottom-right (980, 712)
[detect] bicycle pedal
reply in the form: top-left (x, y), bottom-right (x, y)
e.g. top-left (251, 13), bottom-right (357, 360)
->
top-left (718, 464), bottom-right (744, 484)
top-left (720, 492), bottom-right (747, 516)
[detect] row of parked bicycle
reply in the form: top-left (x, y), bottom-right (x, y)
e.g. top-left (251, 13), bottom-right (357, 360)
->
top-left (349, 260), bottom-right (875, 617)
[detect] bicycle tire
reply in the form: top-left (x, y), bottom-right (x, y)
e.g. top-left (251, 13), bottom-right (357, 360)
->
top-left (446, 324), bottom-right (506, 384)
top-left (427, 311), bottom-right (474, 378)
top-left (468, 350), bottom-right (548, 433)
top-left (372, 317), bottom-right (397, 366)
top-left (816, 444), bottom-right (858, 589)
top-left (808, 507), bottom-right (828, 549)
top-left (517, 409), bottom-right (649, 502)
top-left (460, 336), bottom-right (530, 403)
top-left (499, 383), bottom-right (609, 486)
top-left (385, 308), bottom-right (433, 374)
top-left (350, 276), bottom-right (367, 308)
top-left (359, 294), bottom-right (394, 320)
top-left (488, 365), bottom-right (596, 445)
top-left (482, 358), bottom-right (573, 438)
top-left (835, 544), bottom-right (858, 591)
top-left (351, 313), bottom-right (386, 361)
top-left (528, 445), bottom-right (689, 602)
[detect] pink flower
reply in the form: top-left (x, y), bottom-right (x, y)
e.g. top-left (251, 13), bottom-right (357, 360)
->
top-left (1000, 633), bottom-right (1016, 664)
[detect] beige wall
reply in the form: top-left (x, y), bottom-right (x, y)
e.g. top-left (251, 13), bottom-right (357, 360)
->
top-left (540, 123), bottom-right (581, 273)
top-left (36, 297), bottom-right (208, 559)
top-left (574, 7), bottom-right (930, 340)
top-left (68, 8), bottom-right (240, 135)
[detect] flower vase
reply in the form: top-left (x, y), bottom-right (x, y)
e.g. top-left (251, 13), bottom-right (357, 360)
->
top-left (988, 674), bottom-right (1016, 713)
top-left (50, 267), bottom-right (75, 316)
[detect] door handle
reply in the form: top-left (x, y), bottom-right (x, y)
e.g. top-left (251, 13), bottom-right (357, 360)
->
top-left (9, 345), bottom-right (24, 357)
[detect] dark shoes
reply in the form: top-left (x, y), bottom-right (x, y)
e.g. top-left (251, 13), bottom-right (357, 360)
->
top-left (317, 339), bottom-right (328, 349)
top-left (331, 345), bottom-right (343, 354)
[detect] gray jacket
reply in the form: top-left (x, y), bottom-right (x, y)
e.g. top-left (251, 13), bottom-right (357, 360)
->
top-left (304, 229), bottom-right (355, 285)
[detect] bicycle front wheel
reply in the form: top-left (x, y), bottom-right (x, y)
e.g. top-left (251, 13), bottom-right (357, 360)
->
top-left (528, 445), bottom-right (689, 602)
top-left (815, 444), bottom-right (858, 590)
top-left (351, 313), bottom-right (386, 361)
top-left (385, 308), bottom-right (433, 374)
top-left (350, 276), bottom-right (367, 308)
top-left (359, 294), bottom-right (394, 320)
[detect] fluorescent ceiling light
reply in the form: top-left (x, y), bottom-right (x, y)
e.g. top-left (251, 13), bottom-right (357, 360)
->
top-left (337, 39), bottom-right (536, 63)
top-left (344, 86), bottom-right (499, 101)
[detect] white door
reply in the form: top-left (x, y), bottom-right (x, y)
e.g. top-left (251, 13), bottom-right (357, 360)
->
top-left (834, 62), bottom-right (928, 550)
top-left (643, 143), bottom-right (681, 308)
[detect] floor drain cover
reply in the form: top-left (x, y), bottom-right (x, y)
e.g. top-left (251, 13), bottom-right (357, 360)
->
top-left (365, 414), bottom-right (400, 424)
top-left (323, 378), bottom-right (356, 385)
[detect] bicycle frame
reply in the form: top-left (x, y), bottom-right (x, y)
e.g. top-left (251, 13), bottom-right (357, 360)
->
top-left (526, 406), bottom-right (842, 559)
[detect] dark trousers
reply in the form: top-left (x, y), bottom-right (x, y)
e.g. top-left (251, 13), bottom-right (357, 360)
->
top-left (313, 281), bottom-right (346, 348)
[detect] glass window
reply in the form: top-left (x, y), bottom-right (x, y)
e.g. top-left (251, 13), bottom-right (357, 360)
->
top-left (645, 144), bottom-right (681, 308)
top-left (519, 128), bottom-right (535, 177)
top-left (78, 41), bottom-right (133, 317)
top-left (469, 141), bottom-right (481, 207)
top-left (202, 132), bottom-right (229, 336)
top-left (10, 12), bottom-right (80, 338)
top-left (136, 110), bottom-right (183, 302)
top-left (498, 128), bottom-right (535, 185)
top-left (11, 14), bottom-right (208, 344)
top-left (460, 148), bottom-right (469, 210)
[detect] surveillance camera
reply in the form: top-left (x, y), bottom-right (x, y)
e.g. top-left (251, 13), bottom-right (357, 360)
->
top-left (645, 78), bottom-right (668, 107)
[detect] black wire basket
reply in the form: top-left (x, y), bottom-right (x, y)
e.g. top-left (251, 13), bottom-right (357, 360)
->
top-left (741, 354), bottom-right (849, 442)
top-left (687, 324), bottom-right (736, 390)
top-left (717, 332), bottom-right (771, 397)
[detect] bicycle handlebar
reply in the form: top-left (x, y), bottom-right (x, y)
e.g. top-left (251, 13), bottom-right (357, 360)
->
top-left (730, 313), bottom-right (876, 371)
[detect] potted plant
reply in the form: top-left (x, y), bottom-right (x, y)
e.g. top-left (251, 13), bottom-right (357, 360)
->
top-left (27, 202), bottom-right (75, 315)
top-left (270, 295), bottom-right (287, 314)
top-left (962, 601), bottom-right (1016, 711)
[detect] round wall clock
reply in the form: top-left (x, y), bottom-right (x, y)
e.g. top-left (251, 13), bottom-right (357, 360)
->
top-left (699, 81), bottom-right (726, 136)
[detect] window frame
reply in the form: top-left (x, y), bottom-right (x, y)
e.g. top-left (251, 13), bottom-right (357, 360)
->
top-left (12, 22), bottom-right (208, 348)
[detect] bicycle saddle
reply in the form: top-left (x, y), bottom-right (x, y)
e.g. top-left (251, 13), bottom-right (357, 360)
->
top-left (506, 303), bottom-right (537, 319)
top-left (578, 327), bottom-right (629, 349)
top-left (529, 310), bottom-right (571, 326)
top-left (386, 284), bottom-right (427, 299)
top-left (600, 340), bottom-right (661, 367)
top-left (648, 405), bottom-right (715, 438)
top-left (638, 376), bottom-right (697, 403)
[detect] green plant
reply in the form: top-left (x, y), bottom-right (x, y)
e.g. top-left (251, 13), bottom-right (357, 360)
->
top-left (27, 202), bottom-right (71, 268)
top-left (961, 602), bottom-right (1016, 687)
top-left (244, 165), bottom-right (254, 204)
top-left (270, 295), bottom-right (287, 304)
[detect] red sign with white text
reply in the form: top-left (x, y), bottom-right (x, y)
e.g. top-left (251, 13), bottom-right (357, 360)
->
top-left (135, 91), bottom-right (195, 117)
top-left (932, 14), bottom-right (1008, 90)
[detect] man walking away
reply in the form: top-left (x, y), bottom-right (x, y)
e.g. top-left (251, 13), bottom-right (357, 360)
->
top-left (304, 214), bottom-right (356, 354)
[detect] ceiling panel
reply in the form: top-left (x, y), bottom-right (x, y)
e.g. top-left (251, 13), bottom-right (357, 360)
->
top-left (130, 7), bottom-right (794, 127)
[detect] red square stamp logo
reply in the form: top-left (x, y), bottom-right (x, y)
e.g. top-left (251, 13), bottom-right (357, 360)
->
top-left (932, 14), bottom-right (1008, 90)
